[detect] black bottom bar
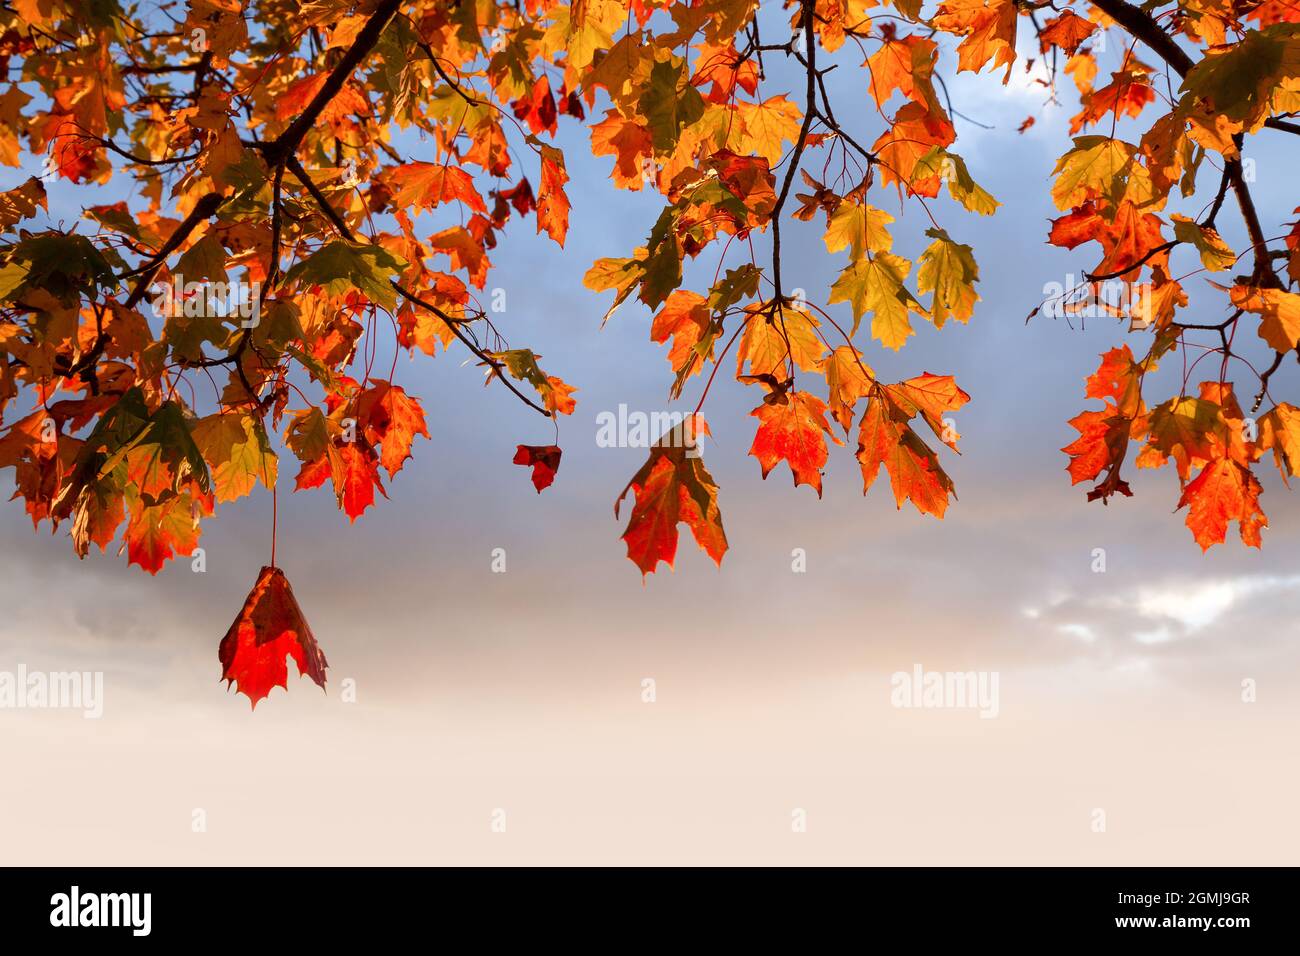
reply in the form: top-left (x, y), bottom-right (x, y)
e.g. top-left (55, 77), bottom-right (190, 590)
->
top-left (0, 866), bottom-right (1287, 942)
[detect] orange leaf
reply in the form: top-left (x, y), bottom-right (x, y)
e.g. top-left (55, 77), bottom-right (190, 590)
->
top-left (590, 110), bottom-right (654, 190)
top-left (871, 102), bottom-right (956, 195)
top-left (356, 380), bottom-right (429, 479)
top-left (615, 416), bottom-right (726, 576)
top-left (931, 0), bottom-right (1018, 82)
top-left (1038, 11), bottom-right (1096, 56)
top-left (1177, 458), bottom-right (1267, 551)
top-left (122, 492), bottom-right (204, 575)
top-left (335, 441), bottom-right (386, 520)
top-left (1070, 70), bottom-right (1156, 134)
top-left (536, 144), bottom-right (570, 246)
top-left (294, 439), bottom-right (388, 521)
top-left (512, 75), bottom-right (557, 136)
top-left (428, 226), bottom-right (490, 288)
top-left (865, 35), bottom-right (940, 111)
top-left (691, 40), bottom-right (759, 103)
top-left (857, 389), bottom-right (957, 517)
top-left (651, 289), bottom-right (711, 379)
top-left (384, 163), bottom-right (487, 214)
top-left (748, 392), bottom-right (842, 496)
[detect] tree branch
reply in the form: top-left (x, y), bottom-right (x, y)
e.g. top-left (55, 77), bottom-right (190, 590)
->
top-left (263, 0), bottom-right (404, 166)
top-left (283, 155), bottom-right (552, 418)
top-left (1087, 0), bottom-right (1275, 280)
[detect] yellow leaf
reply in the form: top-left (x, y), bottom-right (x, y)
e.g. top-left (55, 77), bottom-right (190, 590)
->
top-left (823, 203), bottom-right (893, 260)
top-left (828, 252), bottom-right (925, 348)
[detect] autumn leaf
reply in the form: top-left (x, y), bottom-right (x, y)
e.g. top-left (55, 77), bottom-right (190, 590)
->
top-left (1259, 403), bottom-right (1300, 481)
top-left (1180, 25), bottom-right (1300, 136)
top-left (911, 149), bottom-right (999, 215)
top-left (513, 444), bottom-right (562, 492)
top-left (0, 177), bottom-right (47, 230)
top-left (1227, 284), bottom-right (1300, 352)
top-left (283, 241), bottom-right (406, 309)
top-left (1038, 11), bottom-right (1096, 56)
top-left (295, 438), bottom-right (388, 522)
top-left (733, 96), bottom-right (802, 166)
top-left (1063, 405), bottom-right (1128, 489)
top-left (536, 143), bottom-right (571, 246)
top-left (5, 0), bottom-right (1300, 692)
top-left (1178, 458), bottom-right (1267, 551)
top-left (1171, 214), bottom-right (1235, 271)
top-left (1070, 67), bottom-right (1156, 134)
top-left (1049, 200), bottom-right (1169, 281)
top-left (591, 111), bottom-right (655, 190)
top-left (512, 74), bottom-right (558, 136)
top-left (651, 289), bottom-right (714, 391)
top-left (1139, 397), bottom-right (1225, 481)
top-left (355, 380), bottom-right (429, 479)
top-left (428, 227), bottom-right (490, 289)
top-left (383, 163), bottom-right (487, 214)
top-left (857, 387), bottom-right (957, 517)
top-left (219, 565), bottom-right (328, 708)
top-left (1061, 347), bottom-right (1146, 500)
top-left (1051, 137), bottom-right (1151, 211)
top-left (735, 302), bottom-right (824, 376)
top-left (122, 489), bottom-right (207, 575)
top-left (824, 203), bottom-right (894, 260)
top-left (931, 0), bottom-right (1019, 82)
top-left (615, 416), bottom-right (726, 576)
top-left (638, 58), bottom-right (705, 153)
top-left (917, 227), bottom-right (980, 326)
top-left (872, 102), bottom-right (956, 195)
top-left (829, 251), bottom-right (927, 347)
top-left (822, 345), bottom-right (875, 433)
top-left (488, 349), bottom-right (577, 416)
top-left (692, 40), bottom-right (759, 103)
top-left (749, 391), bottom-right (842, 496)
top-left (191, 413), bottom-right (277, 503)
top-left (866, 35), bottom-right (941, 112)
top-left (887, 373), bottom-right (972, 449)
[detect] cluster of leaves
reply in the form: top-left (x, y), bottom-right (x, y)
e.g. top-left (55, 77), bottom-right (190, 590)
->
top-left (1034, 2), bottom-right (1300, 550)
top-left (0, 0), bottom-right (581, 593)
top-left (586, 0), bottom-right (993, 573)
top-left (1, 0), bottom-right (1299, 696)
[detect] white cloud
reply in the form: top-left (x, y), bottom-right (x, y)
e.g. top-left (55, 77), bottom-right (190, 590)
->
top-left (1134, 575), bottom-right (1300, 633)
top-left (1056, 622), bottom-right (1096, 643)
top-left (1031, 574), bottom-right (1300, 652)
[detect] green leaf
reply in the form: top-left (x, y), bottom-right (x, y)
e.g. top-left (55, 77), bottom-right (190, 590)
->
top-left (174, 234), bottom-right (229, 284)
top-left (284, 241), bottom-right (407, 310)
top-left (285, 407), bottom-right (331, 464)
top-left (638, 58), bottom-right (704, 153)
top-left (8, 232), bottom-right (116, 303)
top-left (708, 264), bottom-right (761, 314)
top-left (1180, 25), bottom-right (1300, 131)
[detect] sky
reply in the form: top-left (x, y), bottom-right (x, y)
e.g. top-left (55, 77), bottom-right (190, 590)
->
top-left (1, 12), bottom-right (1298, 864)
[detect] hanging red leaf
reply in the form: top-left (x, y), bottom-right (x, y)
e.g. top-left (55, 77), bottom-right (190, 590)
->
top-left (219, 565), bottom-right (328, 708)
top-left (513, 444), bottom-right (562, 492)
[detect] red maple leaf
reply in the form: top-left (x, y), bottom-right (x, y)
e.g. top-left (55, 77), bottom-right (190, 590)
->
top-left (219, 566), bottom-right (329, 708)
top-left (513, 444), bottom-right (562, 492)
